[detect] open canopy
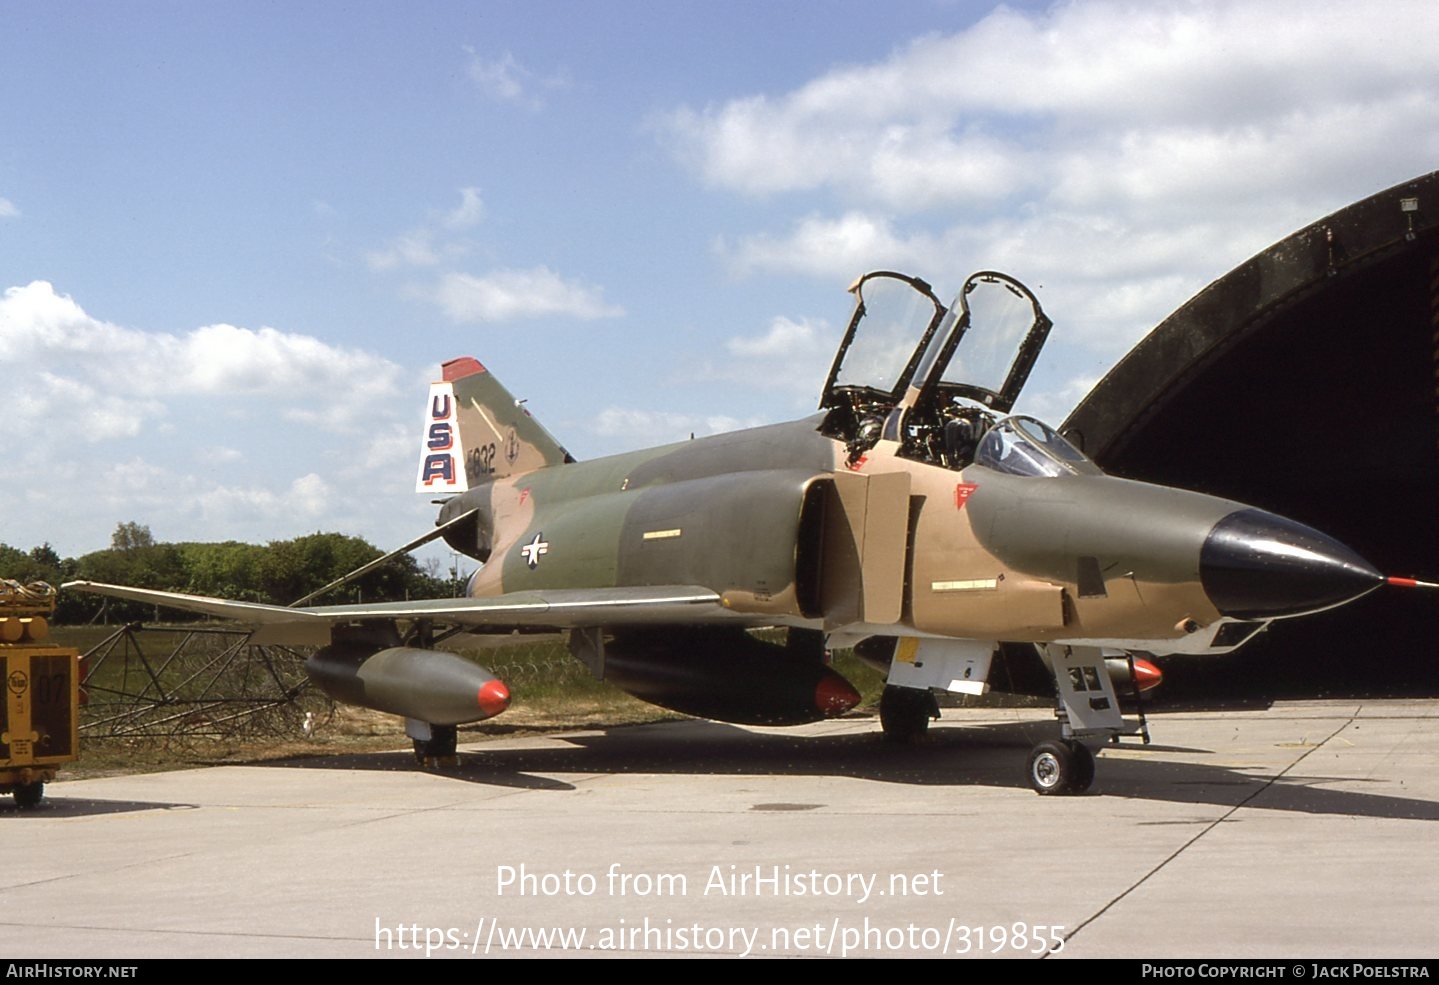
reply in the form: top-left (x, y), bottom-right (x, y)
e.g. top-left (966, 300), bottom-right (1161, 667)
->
top-left (820, 270), bottom-right (1052, 416)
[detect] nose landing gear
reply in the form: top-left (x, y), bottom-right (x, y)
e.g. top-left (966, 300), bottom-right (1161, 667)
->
top-left (1026, 740), bottom-right (1096, 795)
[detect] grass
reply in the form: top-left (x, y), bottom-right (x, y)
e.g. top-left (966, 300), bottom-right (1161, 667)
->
top-left (41, 624), bottom-right (890, 780)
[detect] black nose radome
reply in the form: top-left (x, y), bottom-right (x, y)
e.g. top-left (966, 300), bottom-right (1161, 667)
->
top-left (1201, 509), bottom-right (1383, 619)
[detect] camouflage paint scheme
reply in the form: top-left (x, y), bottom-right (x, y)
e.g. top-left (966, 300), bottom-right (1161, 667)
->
top-left (67, 269), bottom-right (1385, 792)
top-left (426, 273), bottom-right (1359, 659)
top-left (438, 387), bottom-right (1232, 648)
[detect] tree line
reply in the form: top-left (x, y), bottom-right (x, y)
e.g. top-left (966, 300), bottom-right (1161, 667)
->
top-left (0, 523), bottom-right (454, 624)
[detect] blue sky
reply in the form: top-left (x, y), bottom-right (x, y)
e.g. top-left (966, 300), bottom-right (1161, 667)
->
top-left (3, 0), bottom-right (1437, 562)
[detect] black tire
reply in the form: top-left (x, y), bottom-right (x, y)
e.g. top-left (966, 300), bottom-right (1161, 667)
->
top-left (880, 685), bottom-right (935, 744)
top-left (1027, 740), bottom-right (1075, 795)
top-left (1027, 740), bottom-right (1096, 794)
top-left (414, 724), bottom-right (459, 766)
top-left (13, 781), bottom-right (44, 809)
top-left (1069, 741), bottom-right (1096, 793)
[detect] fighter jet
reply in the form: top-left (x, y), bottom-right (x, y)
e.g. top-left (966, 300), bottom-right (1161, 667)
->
top-left (68, 270), bottom-right (1391, 794)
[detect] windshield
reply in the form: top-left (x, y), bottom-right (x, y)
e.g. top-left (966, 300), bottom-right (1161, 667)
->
top-left (975, 416), bottom-right (1099, 478)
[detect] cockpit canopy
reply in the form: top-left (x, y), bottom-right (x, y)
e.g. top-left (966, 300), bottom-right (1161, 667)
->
top-left (820, 270), bottom-right (1051, 414)
top-left (820, 270), bottom-right (1055, 471)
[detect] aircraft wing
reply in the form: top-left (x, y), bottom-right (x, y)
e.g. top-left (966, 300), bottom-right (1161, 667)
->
top-left (63, 580), bottom-right (737, 645)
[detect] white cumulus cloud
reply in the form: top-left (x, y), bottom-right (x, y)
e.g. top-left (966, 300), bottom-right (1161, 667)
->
top-left (719, 212), bottom-right (920, 278)
top-left (429, 267), bottom-right (624, 323)
top-left (725, 315), bottom-right (828, 359)
top-left (0, 281), bottom-right (427, 553)
top-left (661, 0), bottom-right (1439, 391)
top-left (661, 1), bottom-right (1439, 216)
top-left (0, 282), bottom-right (402, 431)
top-left (367, 187), bottom-right (485, 270)
top-left (589, 407), bottom-right (759, 442)
top-left (198, 473), bottom-right (333, 525)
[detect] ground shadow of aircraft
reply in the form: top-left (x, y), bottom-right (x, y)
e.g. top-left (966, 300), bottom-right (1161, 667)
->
top-left (256, 716), bottom-right (1438, 822)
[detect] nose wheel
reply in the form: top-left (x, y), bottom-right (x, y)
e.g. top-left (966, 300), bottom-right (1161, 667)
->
top-left (1026, 740), bottom-right (1095, 795)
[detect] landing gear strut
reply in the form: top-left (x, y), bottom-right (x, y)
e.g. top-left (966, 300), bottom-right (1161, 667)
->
top-left (879, 685), bottom-right (939, 744)
top-left (1028, 644), bottom-right (1148, 795)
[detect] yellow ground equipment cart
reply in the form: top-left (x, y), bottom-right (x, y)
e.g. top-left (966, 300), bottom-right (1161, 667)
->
top-left (1, 580), bottom-right (80, 809)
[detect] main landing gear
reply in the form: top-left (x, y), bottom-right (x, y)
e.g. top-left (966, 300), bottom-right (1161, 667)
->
top-left (408, 721), bottom-right (459, 768)
top-left (879, 685), bottom-right (940, 744)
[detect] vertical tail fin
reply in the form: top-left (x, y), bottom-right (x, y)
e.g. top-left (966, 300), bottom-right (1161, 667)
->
top-left (415, 357), bottom-right (572, 494)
